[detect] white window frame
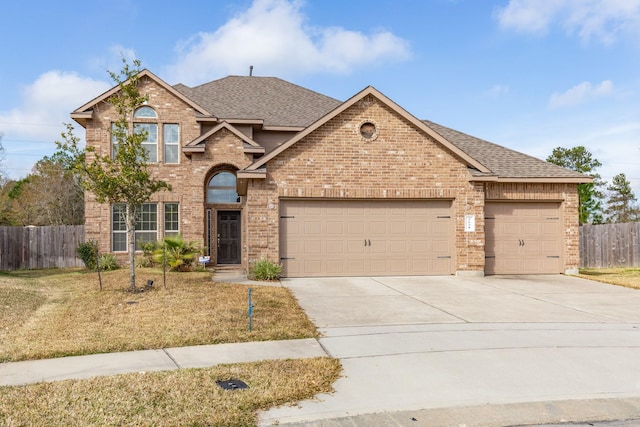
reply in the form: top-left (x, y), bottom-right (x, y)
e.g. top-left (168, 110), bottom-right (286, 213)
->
top-left (163, 124), bottom-right (180, 164)
top-left (164, 203), bottom-right (180, 238)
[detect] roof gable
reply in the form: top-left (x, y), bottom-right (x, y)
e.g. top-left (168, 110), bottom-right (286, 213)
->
top-left (71, 69), bottom-right (212, 125)
top-left (183, 122), bottom-right (264, 155)
top-left (246, 86), bottom-right (490, 173)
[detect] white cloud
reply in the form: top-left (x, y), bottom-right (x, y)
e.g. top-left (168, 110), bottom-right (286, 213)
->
top-left (484, 84), bottom-right (510, 97)
top-left (0, 71), bottom-right (110, 178)
top-left (495, 0), bottom-right (640, 44)
top-left (548, 80), bottom-right (613, 108)
top-left (165, 0), bottom-right (411, 85)
top-left (0, 71), bottom-right (109, 140)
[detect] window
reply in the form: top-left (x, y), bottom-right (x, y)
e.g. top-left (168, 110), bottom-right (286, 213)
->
top-left (112, 204), bottom-right (127, 252)
top-left (111, 123), bottom-right (121, 158)
top-left (163, 124), bottom-right (179, 163)
top-left (111, 203), bottom-right (158, 252)
top-left (136, 203), bottom-right (158, 249)
top-left (164, 203), bottom-right (179, 237)
top-left (134, 106), bottom-right (157, 118)
top-left (207, 172), bottom-right (240, 203)
top-left (134, 123), bottom-right (158, 162)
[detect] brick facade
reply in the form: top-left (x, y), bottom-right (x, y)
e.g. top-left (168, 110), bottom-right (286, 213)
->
top-left (78, 74), bottom-right (582, 275)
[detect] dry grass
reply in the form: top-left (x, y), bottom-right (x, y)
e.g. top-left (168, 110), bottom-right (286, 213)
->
top-left (0, 357), bottom-right (342, 426)
top-left (0, 268), bottom-right (318, 362)
top-left (577, 267), bottom-right (640, 289)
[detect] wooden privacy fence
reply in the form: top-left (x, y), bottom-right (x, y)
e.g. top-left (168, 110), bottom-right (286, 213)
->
top-left (0, 225), bottom-right (85, 270)
top-left (580, 222), bottom-right (640, 268)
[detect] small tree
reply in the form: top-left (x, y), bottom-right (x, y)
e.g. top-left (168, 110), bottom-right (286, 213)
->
top-left (546, 146), bottom-right (606, 224)
top-left (57, 58), bottom-right (171, 291)
top-left (604, 173), bottom-right (640, 223)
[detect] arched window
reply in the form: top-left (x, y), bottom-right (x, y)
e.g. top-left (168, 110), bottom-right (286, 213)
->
top-left (207, 172), bottom-right (240, 203)
top-left (134, 106), bottom-right (157, 118)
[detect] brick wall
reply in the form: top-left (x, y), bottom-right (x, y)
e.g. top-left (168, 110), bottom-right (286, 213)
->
top-left (83, 77), bottom-right (252, 263)
top-left (82, 79), bottom-right (581, 275)
top-left (250, 95), bottom-right (486, 274)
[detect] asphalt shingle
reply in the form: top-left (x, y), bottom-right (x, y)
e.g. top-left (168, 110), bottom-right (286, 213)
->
top-left (174, 76), bottom-right (341, 128)
top-left (423, 119), bottom-right (587, 179)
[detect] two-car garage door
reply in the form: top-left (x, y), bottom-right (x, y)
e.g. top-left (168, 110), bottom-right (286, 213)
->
top-left (280, 200), bottom-right (454, 277)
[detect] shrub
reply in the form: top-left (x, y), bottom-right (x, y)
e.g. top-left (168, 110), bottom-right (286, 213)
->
top-left (136, 241), bottom-right (159, 268)
top-left (250, 258), bottom-right (282, 281)
top-left (153, 235), bottom-right (203, 272)
top-left (98, 254), bottom-right (119, 271)
top-left (77, 240), bottom-right (98, 270)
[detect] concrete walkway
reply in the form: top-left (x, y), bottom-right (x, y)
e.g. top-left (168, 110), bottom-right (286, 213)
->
top-left (0, 339), bottom-right (326, 387)
top-left (259, 275), bottom-right (640, 426)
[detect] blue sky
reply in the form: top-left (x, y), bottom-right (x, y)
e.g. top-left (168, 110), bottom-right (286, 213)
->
top-left (1, 0), bottom-right (639, 196)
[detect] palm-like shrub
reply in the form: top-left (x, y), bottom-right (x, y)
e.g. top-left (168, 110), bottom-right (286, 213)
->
top-left (153, 235), bottom-right (203, 272)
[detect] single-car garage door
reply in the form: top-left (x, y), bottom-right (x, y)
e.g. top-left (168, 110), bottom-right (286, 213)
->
top-left (280, 199), bottom-right (454, 277)
top-left (485, 202), bottom-right (562, 274)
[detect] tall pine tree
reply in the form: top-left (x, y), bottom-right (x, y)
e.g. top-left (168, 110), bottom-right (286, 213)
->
top-left (604, 173), bottom-right (640, 223)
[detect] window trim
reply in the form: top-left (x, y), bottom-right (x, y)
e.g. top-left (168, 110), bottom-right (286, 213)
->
top-left (164, 202), bottom-right (180, 238)
top-left (134, 106), bottom-right (158, 118)
top-left (111, 203), bottom-right (159, 252)
top-left (163, 123), bottom-right (180, 164)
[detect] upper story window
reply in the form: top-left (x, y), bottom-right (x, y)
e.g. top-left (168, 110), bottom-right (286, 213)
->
top-left (111, 106), bottom-right (178, 164)
top-left (134, 106), bottom-right (157, 119)
top-left (134, 123), bottom-right (158, 162)
top-left (207, 172), bottom-right (240, 203)
top-left (163, 124), bottom-right (179, 164)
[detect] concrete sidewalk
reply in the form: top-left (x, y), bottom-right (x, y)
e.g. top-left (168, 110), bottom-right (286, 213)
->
top-left (0, 338), bottom-right (326, 387)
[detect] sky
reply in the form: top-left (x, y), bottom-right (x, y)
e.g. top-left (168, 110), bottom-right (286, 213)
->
top-left (1, 0), bottom-right (639, 196)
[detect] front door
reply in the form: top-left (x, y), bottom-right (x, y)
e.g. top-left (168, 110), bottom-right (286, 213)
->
top-left (217, 211), bottom-right (241, 264)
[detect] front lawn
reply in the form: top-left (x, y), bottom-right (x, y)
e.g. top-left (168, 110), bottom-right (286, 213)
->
top-left (0, 268), bottom-right (318, 362)
top-left (0, 358), bottom-right (341, 426)
top-left (577, 267), bottom-right (640, 289)
top-left (0, 268), bottom-right (339, 426)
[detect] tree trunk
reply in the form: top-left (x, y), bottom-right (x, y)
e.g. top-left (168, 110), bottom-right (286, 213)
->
top-left (126, 204), bottom-right (137, 291)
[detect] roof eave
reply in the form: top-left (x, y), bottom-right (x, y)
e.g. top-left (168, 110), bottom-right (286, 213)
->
top-left (262, 125), bottom-right (305, 132)
top-left (70, 111), bottom-right (93, 128)
top-left (237, 168), bottom-right (267, 179)
top-left (471, 176), bottom-right (593, 184)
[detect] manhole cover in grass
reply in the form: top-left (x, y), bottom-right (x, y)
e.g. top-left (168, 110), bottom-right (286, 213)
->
top-left (216, 379), bottom-right (248, 390)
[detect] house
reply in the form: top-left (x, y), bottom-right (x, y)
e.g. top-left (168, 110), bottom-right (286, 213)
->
top-left (71, 69), bottom-right (590, 277)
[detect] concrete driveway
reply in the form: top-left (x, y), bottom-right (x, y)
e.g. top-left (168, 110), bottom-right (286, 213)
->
top-left (259, 275), bottom-right (640, 426)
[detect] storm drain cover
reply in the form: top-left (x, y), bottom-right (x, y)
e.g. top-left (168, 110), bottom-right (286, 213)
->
top-left (216, 379), bottom-right (248, 390)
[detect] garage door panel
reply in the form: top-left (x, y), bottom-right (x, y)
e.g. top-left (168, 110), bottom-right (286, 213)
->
top-left (326, 221), bottom-right (344, 234)
top-left (304, 241), bottom-right (322, 254)
top-left (389, 240), bottom-right (408, 254)
top-left (280, 200), bottom-right (453, 277)
top-left (485, 202), bottom-right (562, 275)
top-left (347, 240), bottom-right (366, 253)
top-left (370, 221), bottom-right (387, 235)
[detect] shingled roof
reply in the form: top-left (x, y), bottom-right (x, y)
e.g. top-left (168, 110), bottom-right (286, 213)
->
top-left (173, 76), bottom-right (341, 128)
top-left (423, 120), bottom-right (589, 181)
